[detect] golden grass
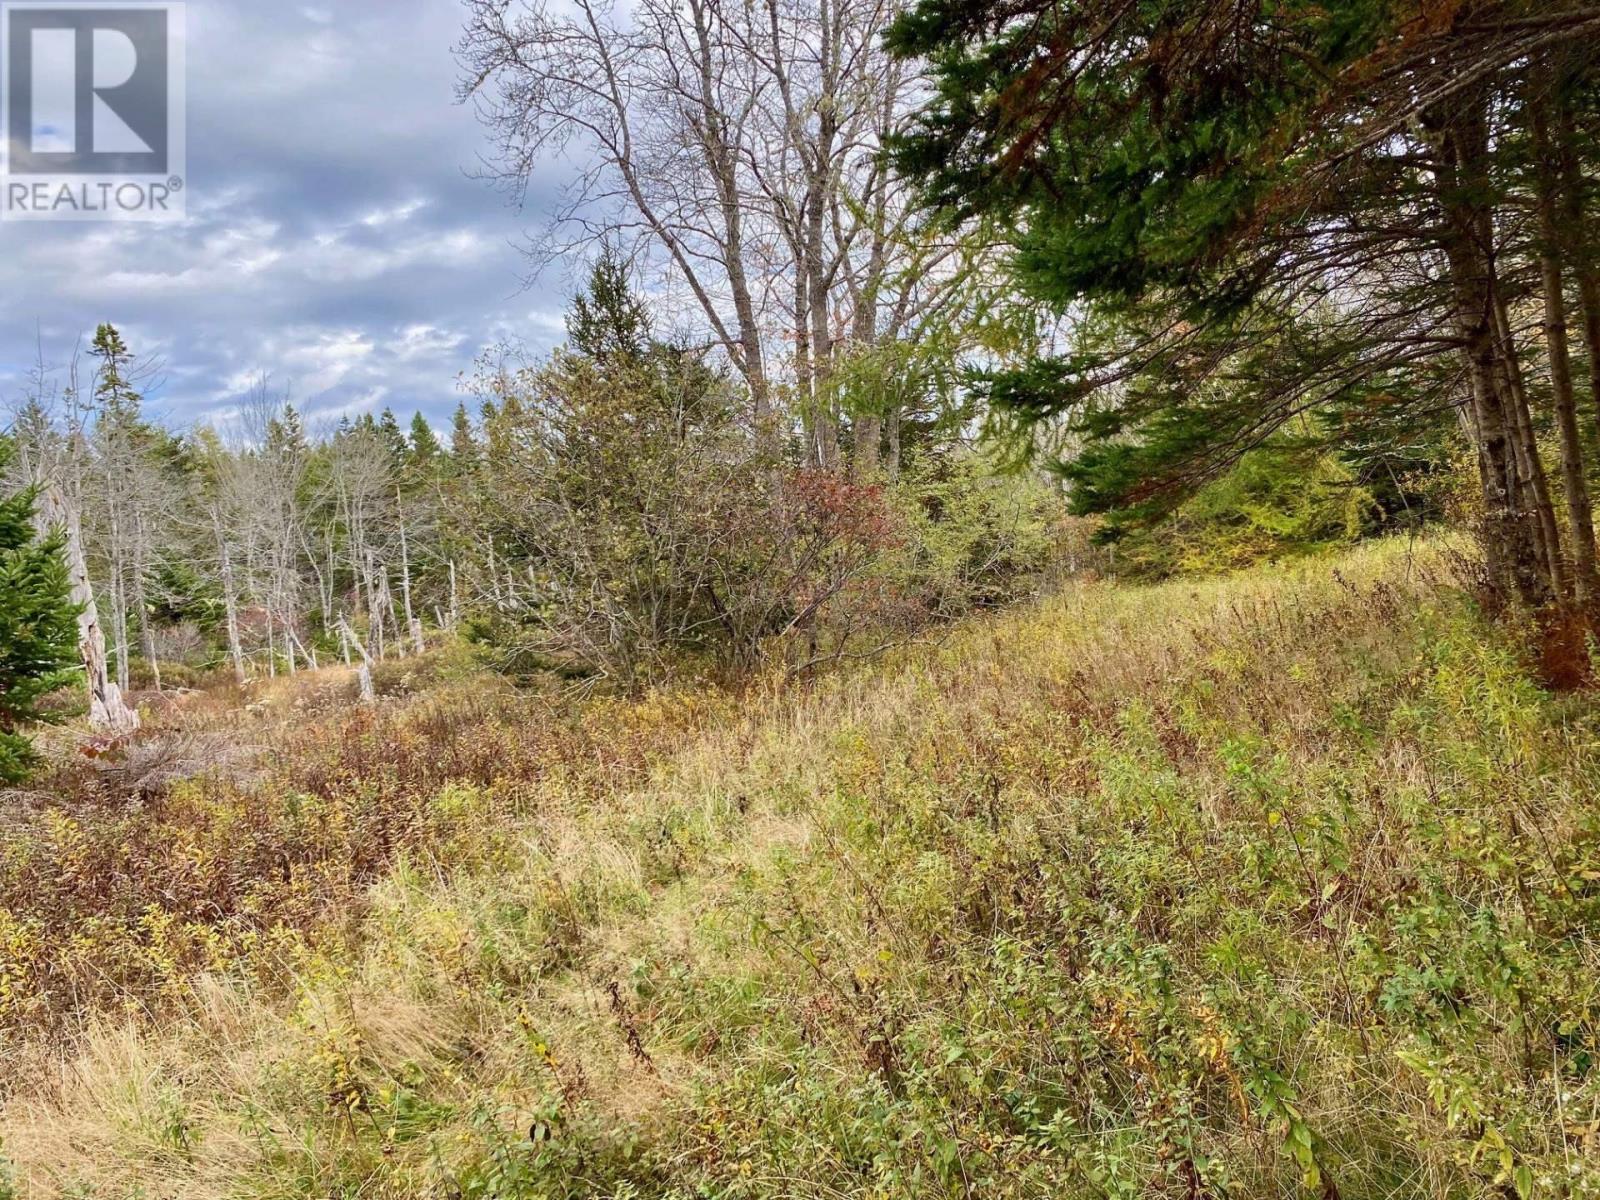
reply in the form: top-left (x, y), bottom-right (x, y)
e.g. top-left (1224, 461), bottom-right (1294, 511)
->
top-left (4, 537), bottom-right (1595, 1199)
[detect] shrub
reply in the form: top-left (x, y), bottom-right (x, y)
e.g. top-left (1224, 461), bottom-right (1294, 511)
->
top-left (467, 341), bottom-right (904, 687)
top-left (0, 672), bottom-right (730, 1041)
top-left (1112, 442), bottom-right (1377, 579)
top-left (888, 448), bottom-right (1074, 615)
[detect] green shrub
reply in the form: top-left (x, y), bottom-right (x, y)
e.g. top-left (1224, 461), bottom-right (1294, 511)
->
top-left (888, 448), bottom-right (1074, 614)
top-left (1112, 443), bottom-right (1378, 579)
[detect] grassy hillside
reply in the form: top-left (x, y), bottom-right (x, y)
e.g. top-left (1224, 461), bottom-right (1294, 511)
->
top-left (4, 540), bottom-right (1599, 1199)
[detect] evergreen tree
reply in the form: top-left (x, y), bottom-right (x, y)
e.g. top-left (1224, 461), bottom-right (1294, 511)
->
top-left (449, 403), bottom-right (481, 474)
top-left (0, 437), bottom-right (80, 784)
top-left (888, 0), bottom-right (1598, 606)
top-left (267, 404), bottom-right (309, 459)
top-left (377, 408), bottom-right (410, 465)
top-left (567, 251), bottom-right (651, 363)
top-left (408, 412), bottom-right (443, 467)
top-left (91, 322), bottom-right (140, 417)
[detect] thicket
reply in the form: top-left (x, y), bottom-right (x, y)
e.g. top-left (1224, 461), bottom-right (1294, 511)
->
top-left (1112, 444), bottom-right (1377, 579)
top-left (456, 258), bottom-right (1073, 687)
top-left (0, 252), bottom-right (1084, 723)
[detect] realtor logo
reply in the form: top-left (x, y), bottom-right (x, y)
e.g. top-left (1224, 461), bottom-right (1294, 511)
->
top-left (2, 2), bottom-right (185, 220)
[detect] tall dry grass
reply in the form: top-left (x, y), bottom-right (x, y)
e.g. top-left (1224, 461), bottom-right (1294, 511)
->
top-left (4, 538), bottom-right (1598, 1199)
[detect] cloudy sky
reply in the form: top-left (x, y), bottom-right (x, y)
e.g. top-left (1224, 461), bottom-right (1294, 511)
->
top-left (0, 0), bottom-right (574, 432)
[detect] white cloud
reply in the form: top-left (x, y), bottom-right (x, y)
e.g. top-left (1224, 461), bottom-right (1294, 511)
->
top-left (0, 0), bottom-right (574, 429)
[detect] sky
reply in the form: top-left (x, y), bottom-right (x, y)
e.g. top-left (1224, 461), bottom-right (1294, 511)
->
top-left (0, 0), bottom-right (575, 433)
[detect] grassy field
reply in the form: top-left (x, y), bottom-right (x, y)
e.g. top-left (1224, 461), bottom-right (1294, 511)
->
top-left (3, 539), bottom-right (1599, 1198)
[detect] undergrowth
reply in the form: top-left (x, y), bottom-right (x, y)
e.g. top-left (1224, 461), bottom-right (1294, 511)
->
top-left (3, 539), bottom-right (1598, 1198)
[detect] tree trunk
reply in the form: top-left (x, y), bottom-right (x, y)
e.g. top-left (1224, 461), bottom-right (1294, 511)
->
top-left (363, 549), bottom-right (386, 660)
top-left (802, 33), bottom-right (841, 472)
top-left (111, 575), bottom-right (130, 694)
top-left (669, 0), bottom-right (772, 438)
top-left (1431, 91), bottom-right (1553, 607)
top-left (106, 478), bottom-right (131, 694)
top-left (850, 259), bottom-right (883, 480)
top-left (337, 619), bottom-right (376, 705)
top-left (396, 490), bottom-right (426, 655)
top-left (1492, 293), bottom-right (1566, 596)
top-left (36, 484), bottom-right (140, 734)
top-left (853, 415), bottom-right (882, 478)
top-left (793, 269), bottom-right (820, 466)
top-left (1530, 62), bottom-right (1600, 605)
top-left (212, 507), bottom-right (247, 684)
top-left (283, 605), bottom-right (298, 674)
top-left (807, 223), bottom-right (840, 470)
top-left (887, 404), bottom-right (902, 480)
top-left (1551, 88), bottom-right (1600, 444)
top-left (138, 583), bottom-right (161, 690)
top-left (132, 509), bottom-right (162, 691)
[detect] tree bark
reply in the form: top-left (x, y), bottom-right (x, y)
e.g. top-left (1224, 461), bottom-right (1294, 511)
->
top-left (396, 490), bottom-right (426, 655)
top-left (105, 467), bottom-right (131, 695)
top-left (132, 509), bottom-right (161, 691)
top-left (337, 619), bottom-right (376, 705)
top-left (211, 505), bottom-right (247, 684)
top-left (1549, 87), bottom-right (1600, 447)
top-left (1530, 61), bottom-right (1600, 605)
top-left (849, 224), bottom-right (885, 480)
top-left (1431, 91), bottom-right (1553, 607)
top-left (886, 405), bottom-right (902, 480)
top-left (1492, 293), bottom-right (1566, 596)
top-left (36, 484), bottom-right (140, 734)
top-left (807, 214), bottom-right (840, 469)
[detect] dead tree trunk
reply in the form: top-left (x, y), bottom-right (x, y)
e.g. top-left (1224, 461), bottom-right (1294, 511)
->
top-left (336, 618), bottom-right (376, 705)
top-left (36, 484), bottom-right (140, 734)
top-left (211, 506), bottom-right (247, 684)
top-left (396, 490), bottom-right (426, 655)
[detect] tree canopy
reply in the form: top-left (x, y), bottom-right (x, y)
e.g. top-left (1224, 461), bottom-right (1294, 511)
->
top-left (890, 1), bottom-right (1600, 609)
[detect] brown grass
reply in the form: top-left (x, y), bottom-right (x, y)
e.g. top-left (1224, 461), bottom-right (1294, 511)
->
top-left (3, 539), bottom-right (1597, 1199)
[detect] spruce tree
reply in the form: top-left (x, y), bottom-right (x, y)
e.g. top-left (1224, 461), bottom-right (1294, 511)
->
top-left (449, 403), bottom-right (481, 473)
top-left (408, 413), bottom-right (443, 467)
top-left (888, 0), bottom-right (1598, 606)
top-left (378, 408), bottom-right (410, 466)
top-left (0, 436), bottom-right (80, 784)
top-left (91, 322), bottom-right (140, 417)
top-left (568, 251), bottom-right (651, 363)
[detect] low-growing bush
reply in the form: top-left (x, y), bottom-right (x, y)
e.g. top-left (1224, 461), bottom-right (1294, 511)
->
top-left (1111, 443), bottom-right (1378, 579)
top-left (889, 448), bottom-right (1074, 614)
top-left (0, 673), bottom-right (735, 1045)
